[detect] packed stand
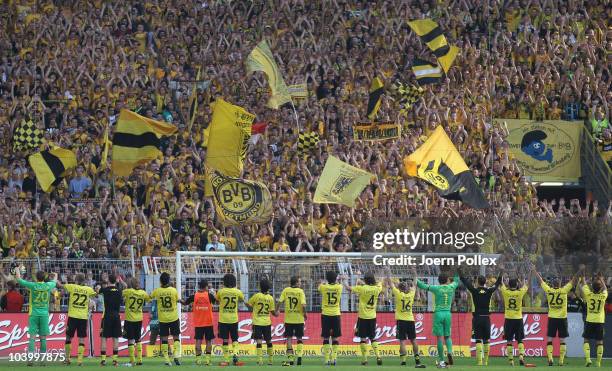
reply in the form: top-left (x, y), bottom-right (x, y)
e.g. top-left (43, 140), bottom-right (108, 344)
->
top-left (0, 0), bottom-right (610, 265)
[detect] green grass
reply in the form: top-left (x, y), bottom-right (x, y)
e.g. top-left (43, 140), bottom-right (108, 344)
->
top-left (1, 356), bottom-right (609, 370)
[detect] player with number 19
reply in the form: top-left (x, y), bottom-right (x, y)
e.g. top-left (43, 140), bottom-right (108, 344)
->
top-left (278, 276), bottom-right (307, 366)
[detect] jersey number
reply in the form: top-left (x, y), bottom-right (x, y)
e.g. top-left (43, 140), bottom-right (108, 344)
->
top-left (401, 299), bottom-right (412, 312)
top-left (72, 293), bottom-right (88, 307)
top-left (223, 297), bottom-right (237, 311)
top-left (160, 296), bottom-right (173, 309)
top-left (547, 293), bottom-right (563, 305)
top-left (508, 298), bottom-right (517, 310)
top-left (367, 295), bottom-right (375, 307)
top-left (33, 290), bottom-right (49, 304)
top-left (129, 297), bottom-right (145, 311)
top-left (256, 303), bottom-right (270, 315)
top-left (588, 299), bottom-right (603, 312)
top-left (326, 292), bottom-right (338, 305)
top-left (288, 297), bottom-right (299, 310)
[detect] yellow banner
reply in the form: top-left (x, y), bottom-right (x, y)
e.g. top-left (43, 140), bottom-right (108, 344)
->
top-left (353, 122), bottom-right (401, 141)
top-left (314, 156), bottom-right (374, 207)
top-left (208, 168), bottom-right (273, 226)
top-left (497, 119), bottom-right (582, 182)
top-left (145, 344), bottom-right (471, 358)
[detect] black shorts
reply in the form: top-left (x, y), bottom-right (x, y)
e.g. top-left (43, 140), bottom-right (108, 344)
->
top-left (472, 315), bottom-right (491, 341)
top-left (321, 315), bottom-right (342, 338)
top-left (396, 320), bottom-right (416, 341)
top-left (123, 320), bottom-right (143, 341)
top-left (504, 318), bottom-right (524, 342)
top-left (218, 322), bottom-right (239, 341)
top-left (252, 325), bottom-right (272, 342)
top-left (582, 322), bottom-right (604, 341)
top-left (66, 317), bottom-right (88, 338)
top-left (357, 318), bottom-right (376, 339)
top-left (159, 319), bottom-right (181, 337)
top-left (195, 326), bottom-right (215, 341)
top-left (101, 314), bottom-right (122, 338)
top-left (547, 318), bottom-right (569, 338)
top-left (284, 323), bottom-right (305, 339)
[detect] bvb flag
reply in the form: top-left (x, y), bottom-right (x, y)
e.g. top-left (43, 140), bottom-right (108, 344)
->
top-left (366, 77), bottom-right (384, 120)
top-left (246, 40), bottom-right (292, 109)
top-left (208, 168), bottom-right (272, 225)
top-left (13, 119), bottom-right (43, 152)
top-left (28, 148), bottom-right (76, 192)
top-left (205, 99), bottom-right (255, 195)
top-left (403, 126), bottom-right (489, 209)
top-left (314, 156), bottom-right (374, 208)
top-left (412, 58), bottom-right (442, 85)
top-left (408, 19), bottom-right (459, 73)
top-left (112, 109), bottom-right (178, 177)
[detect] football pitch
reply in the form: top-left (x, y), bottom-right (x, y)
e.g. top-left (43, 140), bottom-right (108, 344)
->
top-left (0, 357), bottom-right (609, 370)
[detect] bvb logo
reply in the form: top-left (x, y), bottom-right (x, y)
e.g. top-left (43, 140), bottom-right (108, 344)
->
top-left (331, 175), bottom-right (354, 195)
top-left (421, 169), bottom-right (449, 190)
top-left (216, 179), bottom-right (257, 214)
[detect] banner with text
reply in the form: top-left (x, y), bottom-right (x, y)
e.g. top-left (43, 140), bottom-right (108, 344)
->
top-left (353, 122), bottom-right (401, 141)
top-left (496, 119), bottom-right (582, 182)
top-left (0, 312), bottom-right (599, 358)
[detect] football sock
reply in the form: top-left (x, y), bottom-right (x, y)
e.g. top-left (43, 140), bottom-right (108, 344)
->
top-left (596, 344), bottom-right (603, 367)
top-left (437, 338), bottom-right (445, 362)
top-left (547, 342), bottom-right (553, 363)
top-left (475, 342), bottom-right (483, 365)
top-left (518, 342), bottom-right (525, 360)
top-left (128, 344), bottom-right (135, 364)
top-left (583, 342), bottom-right (591, 364)
top-left (360, 342), bottom-right (367, 363)
top-left (559, 343), bottom-right (566, 365)
top-left (332, 340), bottom-right (339, 361)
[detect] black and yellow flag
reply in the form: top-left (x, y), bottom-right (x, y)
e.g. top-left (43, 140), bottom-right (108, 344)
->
top-left (111, 109), bottom-right (178, 177)
top-left (393, 81), bottom-right (424, 114)
top-left (28, 148), bottom-right (76, 192)
top-left (366, 77), bottom-right (384, 120)
top-left (297, 131), bottom-right (320, 156)
top-left (408, 19), bottom-right (459, 73)
top-left (412, 58), bottom-right (442, 85)
top-left (13, 120), bottom-right (43, 152)
top-left (208, 168), bottom-right (273, 226)
top-left (403, 126), bottom-right (489, 209)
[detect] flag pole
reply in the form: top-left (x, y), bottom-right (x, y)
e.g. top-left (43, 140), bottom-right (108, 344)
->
top-left (290, 101), bottom-right (300, 132)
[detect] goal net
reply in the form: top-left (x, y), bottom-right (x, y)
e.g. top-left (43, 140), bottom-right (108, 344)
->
top-left (142, 251), bottom-right (501, 314)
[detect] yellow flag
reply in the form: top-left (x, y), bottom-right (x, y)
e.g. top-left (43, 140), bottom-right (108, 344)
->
top-left (205, 99), bottom-right (255, 194)
top-left (100, 123), bottom-right (111, 170)
top-left (403, 126), bottom-right (489, 208)
top-left (111, 109), bottom-right (178, 177)
top-left (438, 45), bottom-right (459, 73)
top-left (28, 148), bottom-right (77, 192)
top-left (313, 156), bottom-right (374, 207)
top-left (208, 168), bottom-right (272, 226)
top-left (246, 40), bottom-right (292, 109)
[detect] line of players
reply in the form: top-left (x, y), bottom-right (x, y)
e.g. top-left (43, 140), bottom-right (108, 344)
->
top-left (12, 264), bottom-right (608, 368)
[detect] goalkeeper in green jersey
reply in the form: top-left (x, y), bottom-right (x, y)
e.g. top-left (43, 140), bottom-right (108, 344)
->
top-left (417, 270), bottom-right (459, 369)
top-left (15, 269), bottom-right (58, 366)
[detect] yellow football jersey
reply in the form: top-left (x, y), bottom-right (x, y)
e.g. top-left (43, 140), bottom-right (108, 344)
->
top-left (582, 284), bottom-right (608, 323)
top-left (318, 283), bottom-right (342, 316)
top-left (279, 287), bottom-right (306, 324)
top-left (248, 292), bottom-right (276, 326)
top-left (150, 286), bottom-right (179, 323)
top-left (216, 287), bottom-right (244, 324)
top-left (64, 284), bottom-right (96, 320)
top-left (392, 287), bottom-right (415, 321)
top-left (500, 285), bottom-right (528, 319)
top-left (542, 282), bottom-right (572, 319)
top-left (352, 284), bottom-right (382, 320)
top-left (123, 288), bottom-right (151, 322)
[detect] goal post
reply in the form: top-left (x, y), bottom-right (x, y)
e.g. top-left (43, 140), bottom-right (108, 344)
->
top-left (174, 251), bottom-right (501, 313)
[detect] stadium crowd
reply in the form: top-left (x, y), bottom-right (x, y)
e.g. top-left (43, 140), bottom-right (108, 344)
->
top-left (0, 0), bottom-right (610, 275)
